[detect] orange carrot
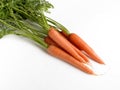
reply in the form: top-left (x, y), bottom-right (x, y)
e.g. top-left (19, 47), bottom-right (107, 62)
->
top-left (44, 36), bottom-right (58, 46)
top-left (59, 31), bottom-right (90, 63)
top-left (45, 35), bottom-right (89, 63)
top-left (72, 45), bottom-right (90, 63)
top-left (68, 33), bottom-right (105, 64)
top-left (60, 30), bottom-right (69, 38)
top-left (47, 45), bottom-right (95, 75)
top-left (48, 27), bottom-right (86, 63)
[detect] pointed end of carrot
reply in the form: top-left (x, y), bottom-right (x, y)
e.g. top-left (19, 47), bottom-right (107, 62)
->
top-left (97, 59), bottom-right (105, 65)
top-left (91, 53), bottom-right (106, 65)
top-left (87, 71), bottom-right (97, 76)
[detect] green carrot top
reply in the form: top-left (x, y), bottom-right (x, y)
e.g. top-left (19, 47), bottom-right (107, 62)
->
top-left (0, 0), bottom-right (70, 48)
top-left (0, 0), bottom-right (54, 48)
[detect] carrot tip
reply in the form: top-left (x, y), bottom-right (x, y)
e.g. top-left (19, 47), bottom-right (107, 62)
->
top-left (100, 61), bottom-right (106, 65)
top-left (97, 58), bottom-right (105, 64)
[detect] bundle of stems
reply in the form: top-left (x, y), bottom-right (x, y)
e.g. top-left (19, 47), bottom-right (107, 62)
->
top-left (0, 0), bottom-right (105, 75)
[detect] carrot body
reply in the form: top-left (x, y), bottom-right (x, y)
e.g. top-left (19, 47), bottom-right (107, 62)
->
top-left (44, 36), bottom-right (58, 46)
top-left (59, 31), bottom-right (89, 63)
top-left (44, 36), bottom-right (89, 63)
top-left (69, 33), bottom-right (104, 64)
top-left (72, 45), bottom-right (90, 63)
top-left (48, 27), bottom-right (86, 63)
top-left (60, 30), bottom-right (69, 38)
top-left (47, 45), bottom-right (94, 74)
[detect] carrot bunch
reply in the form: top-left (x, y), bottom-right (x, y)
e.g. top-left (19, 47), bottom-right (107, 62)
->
top-left (44, 27), bottom-right (104, 75)
top-left (0, 0), bottom-right (105, 75)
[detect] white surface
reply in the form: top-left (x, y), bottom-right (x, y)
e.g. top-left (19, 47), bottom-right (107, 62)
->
top-left (0, 0), bottom-right (120, 90)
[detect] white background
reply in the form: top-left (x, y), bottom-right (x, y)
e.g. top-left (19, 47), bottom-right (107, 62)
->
top-left (0, 0), bottom-right (120, 90)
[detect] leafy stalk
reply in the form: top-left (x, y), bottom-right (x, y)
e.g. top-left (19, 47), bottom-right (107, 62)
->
top-left (0, 18), bottom-right (48, 48)
top-left (47, 17), bottom-right (70, 34)
top-left (0, 0), bottom-right (54, 48)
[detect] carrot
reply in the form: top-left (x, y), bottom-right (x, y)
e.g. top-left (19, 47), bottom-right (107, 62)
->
top-left (72, 45), bottom-right (90, 63)
top-left (45, 35), bottom-right (89, 63)
top-left (44, 36), bottom-right (58, 46)
top-left (68, 33), bottom-right (105, 64)
top-left (47, 45), bottom-right (95, 75)
top-left (60, 30), bottom-right (69, 38)
top-left (48, 27), bottom-right (86, 63)
top-left (59, 32), bottom-right (90, 63)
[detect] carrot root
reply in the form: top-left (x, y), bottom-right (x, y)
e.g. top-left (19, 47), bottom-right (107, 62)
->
top-left (59, 31), bottom-right (89, 63)
top-left (44, 36), bottom-right (58, 46)
top-left (68, 33), bottom-right (105, 64)
top-left (48, 27), bottom-right (86, 63)
top-left (47, 45), bottom-right (95, 75)
top-left (60, 30), bottom-right (69, 38)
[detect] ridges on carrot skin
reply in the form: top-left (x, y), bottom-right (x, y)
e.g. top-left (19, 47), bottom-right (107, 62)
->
top-left (68, 33), bottom-right (105, 64)
top-left (48, 27), bottom-right (86, 63)
top-left (47, 45), bottom-right (95, 75)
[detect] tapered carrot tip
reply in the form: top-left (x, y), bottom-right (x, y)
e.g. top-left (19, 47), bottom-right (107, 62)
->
top-left (83, 64), bottom-right (96, 75)
top-left (84, 51), bottom-right (105, 64)
top-left (92, 53), bottom-right (105, 64)
top-left (90, 72), bottom-right (96, 75)
top-left (98, 59), bottom-right (105, 64)
top-left (68, 33), bottom-right (105, 64)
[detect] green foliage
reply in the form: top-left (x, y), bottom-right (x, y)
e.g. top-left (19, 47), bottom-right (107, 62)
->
top-left (0, 0), bottom-right (52, 48)
top-left (0, 0), bottom-right (69, 48)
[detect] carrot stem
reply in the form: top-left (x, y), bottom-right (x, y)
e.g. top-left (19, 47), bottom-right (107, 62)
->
top-left (47, 17), bottom-right (70, 34)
